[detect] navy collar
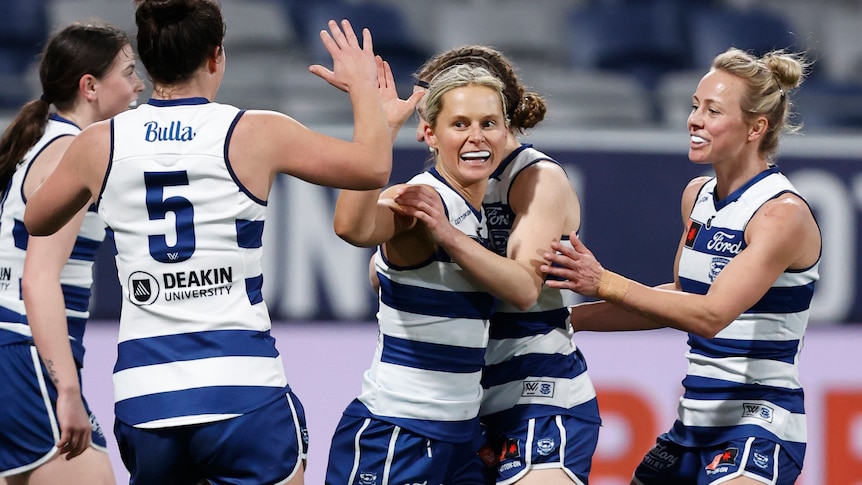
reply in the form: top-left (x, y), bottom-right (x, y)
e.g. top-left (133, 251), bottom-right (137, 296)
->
top-left (147, 97), bottom-right (210, 107)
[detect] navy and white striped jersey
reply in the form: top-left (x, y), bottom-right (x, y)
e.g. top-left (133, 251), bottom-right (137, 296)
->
top-left (0, 115), bottom-right (103, 366)
top-left (102, 98), bottom-right (287, 428)
top-left (480, 144), bottom-right (600, 430)
top-left (346, 168), bottom-right (495, 443)
top-left (671, 165), bottom-right (819, 467)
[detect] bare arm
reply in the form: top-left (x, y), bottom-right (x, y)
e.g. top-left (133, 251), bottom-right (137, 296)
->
top-left (21, 139), bottom-right (94, 459)
top-left (23, 208), bottom-right (92, 459)
top-left (542, 177), bottom-right (820, 338)
top-left (24, 123), bottom-right (108, 236)
top-left (333, 184), bottom-right (417, 247)
top-left (391, 178), bottom-right (541, 311)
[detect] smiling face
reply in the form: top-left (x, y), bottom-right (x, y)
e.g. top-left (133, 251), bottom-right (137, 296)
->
top-left (425, 84), bottom-right (508, 192)
top-left (688, 69), bottom-right (763, 167)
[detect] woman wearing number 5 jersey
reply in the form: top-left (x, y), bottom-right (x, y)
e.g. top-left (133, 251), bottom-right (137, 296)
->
top-left (22, 0), bottom-right (417, 484)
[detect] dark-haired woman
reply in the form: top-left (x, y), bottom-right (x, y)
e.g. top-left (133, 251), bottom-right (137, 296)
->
top-left (0, 21), bottom-right (144, 485)
top-left (23, 0), bottom-right (412, 483)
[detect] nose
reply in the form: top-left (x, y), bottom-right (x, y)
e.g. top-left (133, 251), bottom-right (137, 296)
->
top-left (468, 125), bottom-right (485, 144)
top-left (687, 107), bottom-right (701, 129)
top-left (133, 71), bottom-right (145, 93)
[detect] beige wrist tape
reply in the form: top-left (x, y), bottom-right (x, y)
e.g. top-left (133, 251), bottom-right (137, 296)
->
top-left (597, 269), bottom-right (630, 303)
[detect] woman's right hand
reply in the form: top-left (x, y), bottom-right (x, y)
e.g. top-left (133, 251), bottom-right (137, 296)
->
top-left (308, 19), bottom-right (377, 93)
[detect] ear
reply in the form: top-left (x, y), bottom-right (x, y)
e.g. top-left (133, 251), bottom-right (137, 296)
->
top-left (423, 124), bottom-right (437, 151)
top-left (207, 46), bottom-right (224, 74)
top-left (748, 116), bottom-right (768, 142)
top-left (79, 74), bottom-right (98, 102)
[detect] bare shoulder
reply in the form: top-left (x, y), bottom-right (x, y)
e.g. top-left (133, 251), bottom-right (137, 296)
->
top-left (511, 160), bottom-right (576, 204)
top-left (751, 192), bottom-right (821, 268)
top-left (756, 192), bottom-right (818, 229)
top-left (680, 175), bottom-right (712, 217)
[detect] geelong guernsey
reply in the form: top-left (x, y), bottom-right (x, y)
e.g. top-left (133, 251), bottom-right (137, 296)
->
top-left (671, 165), bottom-right (819, 467)
top-left (0, 115), bottom-right (103, 367)
top-left (346, 168), bottom-right (496, 443)
top-left (102, 98), bottom-right (287, 428)
top-left (480, 144), bottom-right (600, 429)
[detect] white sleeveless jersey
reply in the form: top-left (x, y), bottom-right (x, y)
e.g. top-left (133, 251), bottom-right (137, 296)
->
top-left (480, 144), bottom-right (599, 430)
top-left (102, 98), bottom-right (286, 428)
top-left (0, 115), bottom-right (104, 366)
top-left (349, 168), bottom-right (495, 443)
top-left (671, 166), bottom-right (819, 467)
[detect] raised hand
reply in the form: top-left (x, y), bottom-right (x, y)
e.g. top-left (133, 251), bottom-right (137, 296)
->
top-left (376, 56), bottom-right (424, 133)
top-left (308, 19), bottom-right (377, 92)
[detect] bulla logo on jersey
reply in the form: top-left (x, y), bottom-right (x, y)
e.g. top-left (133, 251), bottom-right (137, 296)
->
top-left (144, 120), bottom-right (195, 142)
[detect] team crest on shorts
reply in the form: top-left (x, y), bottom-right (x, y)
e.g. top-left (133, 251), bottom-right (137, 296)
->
top-left (536, 438), bottom-right (556, 456)
top-left (357, 472), bottom-right (377, 485)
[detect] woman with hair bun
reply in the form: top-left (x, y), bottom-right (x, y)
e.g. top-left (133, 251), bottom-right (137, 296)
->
top-left (22, 0), bottom-right (416, 483)
top-left (542, 47), bottom-right (820, 485)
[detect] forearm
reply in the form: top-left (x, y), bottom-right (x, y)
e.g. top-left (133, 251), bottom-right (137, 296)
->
top-left (442, 231), bottom-right (540, 311)
top-left (570, 299), bottom-right (665, 332)
top-left (333, 189), bottom-right (388, 247)
top-left (23, 279), bottom-right (80, 395)
top-left (349, 83), bottom-right (393, 185)
top-left (594, 271), bottom-right (730, 337)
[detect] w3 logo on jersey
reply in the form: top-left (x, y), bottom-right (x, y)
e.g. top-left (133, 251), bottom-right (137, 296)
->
top-left (522, 380), bottom-right (554, 397)
top-left (742, 403), bottom-right (774, 422)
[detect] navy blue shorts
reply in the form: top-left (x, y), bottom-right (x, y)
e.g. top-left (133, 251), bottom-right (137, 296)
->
top-left (0, 343), bottom-right (107, 476)
top-left (325, 414), bottom-right (485, 485)
top-left (481, 415), bottom-right (599, 485)
top-left (633, 435), bottom-right (801, 485)
top-left (115, 389), bottom-right (308, 485)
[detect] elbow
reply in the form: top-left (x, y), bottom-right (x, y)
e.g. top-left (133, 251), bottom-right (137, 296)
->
top-left (23, 211), bottom-right (56, 237)
top-left (333, 221), bottom-right (372, 248)
top-left (361, 167), bottom-right (390, 190)
top-left (508, 286), bottom-right (541, 312)
top-left (21, 274), bottom-right (38, 307)
top-left (690, 314), bottom-right (733, 339)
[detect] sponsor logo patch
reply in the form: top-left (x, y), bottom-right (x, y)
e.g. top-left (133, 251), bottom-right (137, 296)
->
top-left (643, 443), bottom-right (679, 471)
top-left (684, 220), bottom-right (702, 248)
top-left (742, 403), bottom-right (775, 423)
top-left (522, 380), bottom-right (555, 397)
top-left (705, 447), bottom-right (738, 474)
top-left (129, 271), bottom-right (159, 305)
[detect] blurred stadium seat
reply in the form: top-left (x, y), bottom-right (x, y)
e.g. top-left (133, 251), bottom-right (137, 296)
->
top-left (295, 0), bottom-right (430, 97)
top-left (0, 0), bottom-right (48, 109)
top-left (565, 0), bottom-right (693, 91)
top-left (531, 68), bottom-right (655, 128)
top-left (687, 6), bottom-right (799, 69)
